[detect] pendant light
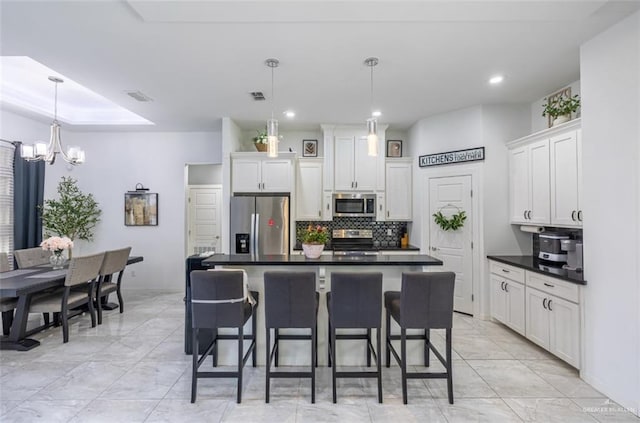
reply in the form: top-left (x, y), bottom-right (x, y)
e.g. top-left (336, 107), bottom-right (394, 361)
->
top-left (21, 76), bottom-right (85, 165)
top-left (364, 57), bottom-right (379, 157)
top-left (265, 58), bottom-right (279, 158)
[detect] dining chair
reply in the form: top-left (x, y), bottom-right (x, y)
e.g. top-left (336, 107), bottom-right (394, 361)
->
top-left (190, 270), bottom-right (259, 403)
top-left (0, 252), bottom-right (18, 336)
top-left (327, 272), bottom-right (383, 403)
top-left (14, 247), bottom-right (52, 268)
top-left (264, 271), bottom-right (319, 404)
top-left (96, 246), bottom-right (131, 324)
top-left (385, 271), bottom-right (456, 404)
top-left (28, 252), bottom-right (105, 343)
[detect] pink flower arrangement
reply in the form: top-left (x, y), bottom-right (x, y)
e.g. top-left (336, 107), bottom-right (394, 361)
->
top-left (40, 236), bottom-right (74, 253)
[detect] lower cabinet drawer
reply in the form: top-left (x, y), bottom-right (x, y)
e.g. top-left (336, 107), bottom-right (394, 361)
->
top-left (526, 272), bottom-right (579, 303)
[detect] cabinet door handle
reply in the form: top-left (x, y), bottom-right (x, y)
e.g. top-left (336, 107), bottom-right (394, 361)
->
top-left (355, 181), bottom-right (358, 188)
top-left (501, 281), bottom-right (505, 291)
top-left (543, 282), bottom-right (554, 288)
top-left (501, 269), bottom-right (510, 274)
top-left (543, 298), bottom-right (548, 309)
top-left (387, 211), bottom-right (390, 218)
top-left (504, 283), bottom-right (509, 293)
top-left (578, 210), bottom-right (583, 221)
top-left (318, 210), bottom-right (321, 217)
top-left (327, 203), bottom-right (330, 210)
top-left (258, 183), bottom-right (261, 190)
top-left (571, 210), bottom-right (577, 221)
top-left (547, 299), bottom-right (553, 311)
top-left (527, 210), bottom-right (532, 220)
top-left (523, 210), bottom-right (527, 220)
top-left (351, 182), bottom-right (354, 188)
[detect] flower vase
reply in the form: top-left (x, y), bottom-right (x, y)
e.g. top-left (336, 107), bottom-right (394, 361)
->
top-left (302, 243), bottom-right (324, 259)
top-left (49, 252), bottom-right (66, 270)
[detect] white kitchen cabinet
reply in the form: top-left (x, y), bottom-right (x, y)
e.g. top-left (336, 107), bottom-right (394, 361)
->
top-left (231, 153), bottom-right (293, 193)
top-left (296, 159), bottom-right (323, 220)
top-left (550, 129), bottom-right (583, 227)
top-left (509, 139), bottom-right (550, 224)
top-left (385, 159), bottom-right (412, 221)
top-left (526, 271), bottom-right (581, 368)
top-left (508, 119), bottom-right (582, 227)
top-left (489, 263), bottom-right (525, 336)
top-left (333, 136), bottom-right (377, 191)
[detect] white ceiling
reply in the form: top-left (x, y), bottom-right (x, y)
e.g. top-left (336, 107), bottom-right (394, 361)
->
top-left (1, 0), bottom-right (639, 132)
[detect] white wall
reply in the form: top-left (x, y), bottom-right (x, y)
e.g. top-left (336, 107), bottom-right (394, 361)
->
top-left (407, 104), bottom-right (530, 317)
top-left (580, 11), bottom-right (639, 415)
top-left (2, 109), bottom-right (223, 290)
top-left (187, 164), bottom-right (222, 185)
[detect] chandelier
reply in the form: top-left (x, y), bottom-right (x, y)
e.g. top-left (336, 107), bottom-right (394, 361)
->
top-left (21, 76), bottom-right (85, 165)
top-left (265, 58), bottom-right (280, 158)
top-left (364, 57), bottom-right (379, 157)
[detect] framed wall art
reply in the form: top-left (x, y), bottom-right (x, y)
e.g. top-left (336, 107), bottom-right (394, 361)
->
top-left (302, 139), bottom-right (318, 157)
top-left (125, 189), bottom-right (158, 226)
top-left (386, 140), bottom-right (402, 157)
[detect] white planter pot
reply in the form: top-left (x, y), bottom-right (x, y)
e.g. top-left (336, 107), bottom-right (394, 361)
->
top-left (302, 243), bottom-right (324, 259)
top-left (553, 114), bottom-right (571, 126)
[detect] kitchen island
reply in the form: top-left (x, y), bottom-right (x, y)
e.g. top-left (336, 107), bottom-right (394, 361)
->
top-left (185, 253), bottom-right (442, 366)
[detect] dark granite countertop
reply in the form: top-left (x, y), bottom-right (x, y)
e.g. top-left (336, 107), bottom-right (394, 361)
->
top-left (487, 255), bottom-right (586, 285)
top-left (202, 253), bottom-right (442, 267)
top-left (292, 244), bottom-right (420, 252)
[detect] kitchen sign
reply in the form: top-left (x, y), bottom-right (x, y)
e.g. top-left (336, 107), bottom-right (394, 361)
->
top-left (419, 147), bottom-right (485, 167)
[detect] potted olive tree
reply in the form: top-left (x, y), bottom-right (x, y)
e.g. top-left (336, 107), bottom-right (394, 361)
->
top-left (40, 176), bottom-right (101, 257)
top-left (542, 94), bottom-right (581, 126)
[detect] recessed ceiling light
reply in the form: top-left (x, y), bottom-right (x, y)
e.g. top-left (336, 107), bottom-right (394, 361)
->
top-left (489, 75), bottom-right (504, 85)
top-left (372, 110), bottom-right (382, 117)
top-left (284, 110), bottom-right (295, 118)
top-left (0, 56), bottom-right (153, 125)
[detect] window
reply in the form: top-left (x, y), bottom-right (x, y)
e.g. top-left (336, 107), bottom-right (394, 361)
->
top-left (0, 141), bottom-right (14, 269)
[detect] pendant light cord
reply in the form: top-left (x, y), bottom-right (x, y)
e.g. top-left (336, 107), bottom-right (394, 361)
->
top-left (370, 63), bottom-right (374, 114)
top-left (53, 80), bottom-right (58, 122)
top-left (271, 64), bottom-right (275, 120)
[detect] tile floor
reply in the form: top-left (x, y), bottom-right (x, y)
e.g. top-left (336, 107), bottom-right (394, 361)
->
top-left (0, 290), bottom-right (638, 423)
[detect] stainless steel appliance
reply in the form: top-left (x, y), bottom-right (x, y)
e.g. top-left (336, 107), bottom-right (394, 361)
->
top-left (332, 193), bottom-right (376, 217)
top-left (331, 229), bottom-right (379, 256)
top-left (539, 233), bottom-right (569, 263)
top-left (561, 239), bottom-right (583, 271)
top-left (230, 195), bottom-right (289, 255)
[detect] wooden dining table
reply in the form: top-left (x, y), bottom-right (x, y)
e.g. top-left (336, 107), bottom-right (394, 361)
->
top-left (0, 256), bottom-right (143, 351)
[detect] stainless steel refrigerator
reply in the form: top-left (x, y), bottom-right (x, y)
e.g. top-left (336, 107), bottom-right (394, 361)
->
top-left (230, 195), bottom-right (289, 255)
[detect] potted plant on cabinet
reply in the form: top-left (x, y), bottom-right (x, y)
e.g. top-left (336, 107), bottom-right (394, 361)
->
top-left (298, 225), bottom-right (329, 259)
top-left (253, 129), bottom-right (268, 152)
top-left (542, 94), bottom-right (581, 126)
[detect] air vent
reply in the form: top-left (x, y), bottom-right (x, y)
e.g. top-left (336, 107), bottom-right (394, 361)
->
top-left (250, 91), bottom-right (266, 101)
top-left (126, 90), bottom-right (153, 102)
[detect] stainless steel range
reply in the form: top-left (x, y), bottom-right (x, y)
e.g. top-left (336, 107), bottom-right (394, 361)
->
top-left (331, 229), bottom-right (379, 256)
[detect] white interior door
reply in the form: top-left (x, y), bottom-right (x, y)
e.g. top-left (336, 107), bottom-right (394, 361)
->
top-left (188, 186), bottom-right (222, 255)
top-left (429, 175), bottom-right (474, 315)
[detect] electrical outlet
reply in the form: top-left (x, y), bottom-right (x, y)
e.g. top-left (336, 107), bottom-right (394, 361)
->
top-left (387, 229), bottom-right (393, 236)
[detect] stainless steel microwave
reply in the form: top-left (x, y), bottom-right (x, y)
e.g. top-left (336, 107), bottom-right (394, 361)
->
top-left (333, 193), bottom-right (376, 217)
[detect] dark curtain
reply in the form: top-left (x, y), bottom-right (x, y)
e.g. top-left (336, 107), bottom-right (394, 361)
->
top-left (13, 142), bottom-right (45, 250)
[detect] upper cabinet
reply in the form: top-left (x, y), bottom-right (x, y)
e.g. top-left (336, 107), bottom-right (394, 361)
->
top-left (385, 159), bottom-right (412, 221)
top-left (296, 159), bottom-right (327, 220)
top-left (231, 153), bottom-right (294, 193)
top-left (550, 130), bottom-right (583, 227)
top-left (334, 136), bottom-right (377, 191)
top-left (509, 140), bottom-right (550, 225)
top-left (508, 119), bottom-right (582, 228)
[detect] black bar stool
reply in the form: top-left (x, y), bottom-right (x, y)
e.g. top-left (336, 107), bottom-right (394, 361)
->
top-left (385, 271), bottom-right (456, 404)
top-left (264, 271), bottom-right (318, 403)
top-left (327, 272), bottom-right (383, 403)
top-left (190, 270), bottom-right (259, 403)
